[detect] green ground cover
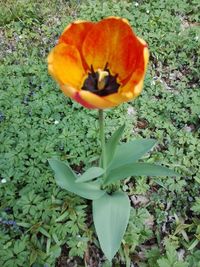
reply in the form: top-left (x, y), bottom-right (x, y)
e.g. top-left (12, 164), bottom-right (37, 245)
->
top-left (0, 0), bottom-right (200, 266)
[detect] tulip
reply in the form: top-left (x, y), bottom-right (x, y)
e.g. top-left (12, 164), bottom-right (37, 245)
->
top-left (48, 17), bottom-right (149, 109)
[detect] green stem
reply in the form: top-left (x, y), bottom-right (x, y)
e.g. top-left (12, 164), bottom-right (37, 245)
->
top-left (99, 109), bottom-right (106, 170)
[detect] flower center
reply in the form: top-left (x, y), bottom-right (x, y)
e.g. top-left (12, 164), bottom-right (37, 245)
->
top-left (82, 64), bottom-right (120, 96)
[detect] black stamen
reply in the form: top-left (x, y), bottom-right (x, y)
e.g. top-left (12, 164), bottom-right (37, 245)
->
top-left (104, 62), bottom-right (109, 71)
top-left (91, 65), bottom-right (95, 74)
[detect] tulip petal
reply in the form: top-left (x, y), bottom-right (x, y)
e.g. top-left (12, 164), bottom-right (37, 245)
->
top-left (59, 20), bottom-right (94, 70)
top-left (60, 84), bottom-right (77, 98)
top-left (121, 47), bottom-right (149, 97)
top-left (48, 43), bottom-right (86, 88)
top-left (82, 17), bottom-right (145, 81)
top-left (61, 84), bottom-right (96, 109)
top-left (78, 91), bottom-right (117, 109)
top-left (104, 92), bottom-right (130, 105)
top-left (82, 22), bottom-right (110, 71)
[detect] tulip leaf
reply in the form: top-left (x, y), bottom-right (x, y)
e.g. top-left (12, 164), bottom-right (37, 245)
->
top-left (92, 191), bottom-right (130, 261)
top-left (104, 163), bottom-right (180, 185)
top-left (108, 139), bottom-right (157, 170)
top-left (49, 159), bottom-right (105, 200)
top-left (104, 124), bottom-right (125, 167)
top-left (75, 167), bottom-right (105, 183)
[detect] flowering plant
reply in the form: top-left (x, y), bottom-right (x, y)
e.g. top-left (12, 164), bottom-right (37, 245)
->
top-left (48, 17), bottom-right (179, 262)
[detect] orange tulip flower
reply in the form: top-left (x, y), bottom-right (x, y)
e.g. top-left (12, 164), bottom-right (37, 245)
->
top-left (48, 17), bottom-right (149, 109)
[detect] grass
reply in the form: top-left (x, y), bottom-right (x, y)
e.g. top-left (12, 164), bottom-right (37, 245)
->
top-left (0, 0), bottom-right (200, 266)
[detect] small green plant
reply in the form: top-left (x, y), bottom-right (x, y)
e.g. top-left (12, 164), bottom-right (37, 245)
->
top-left (157, 240), bottom-right (189, 267)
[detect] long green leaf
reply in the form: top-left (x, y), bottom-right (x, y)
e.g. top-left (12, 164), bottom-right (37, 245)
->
top-left (105, 124), bottom-right (125, 166)
top-left (76, 167), bottom-right (105, 183)
top-left (93, 191), bottom-right (130, 261)
top-left (108, 139), bottom-right (157, 170)
top-left (105, 163), bottom-right (180, 185)
top-left (49, 159), bottom-right (105, 200)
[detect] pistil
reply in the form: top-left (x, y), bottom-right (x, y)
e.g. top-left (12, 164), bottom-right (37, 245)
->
top-left (97, 69), bottom-right (109, 90)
